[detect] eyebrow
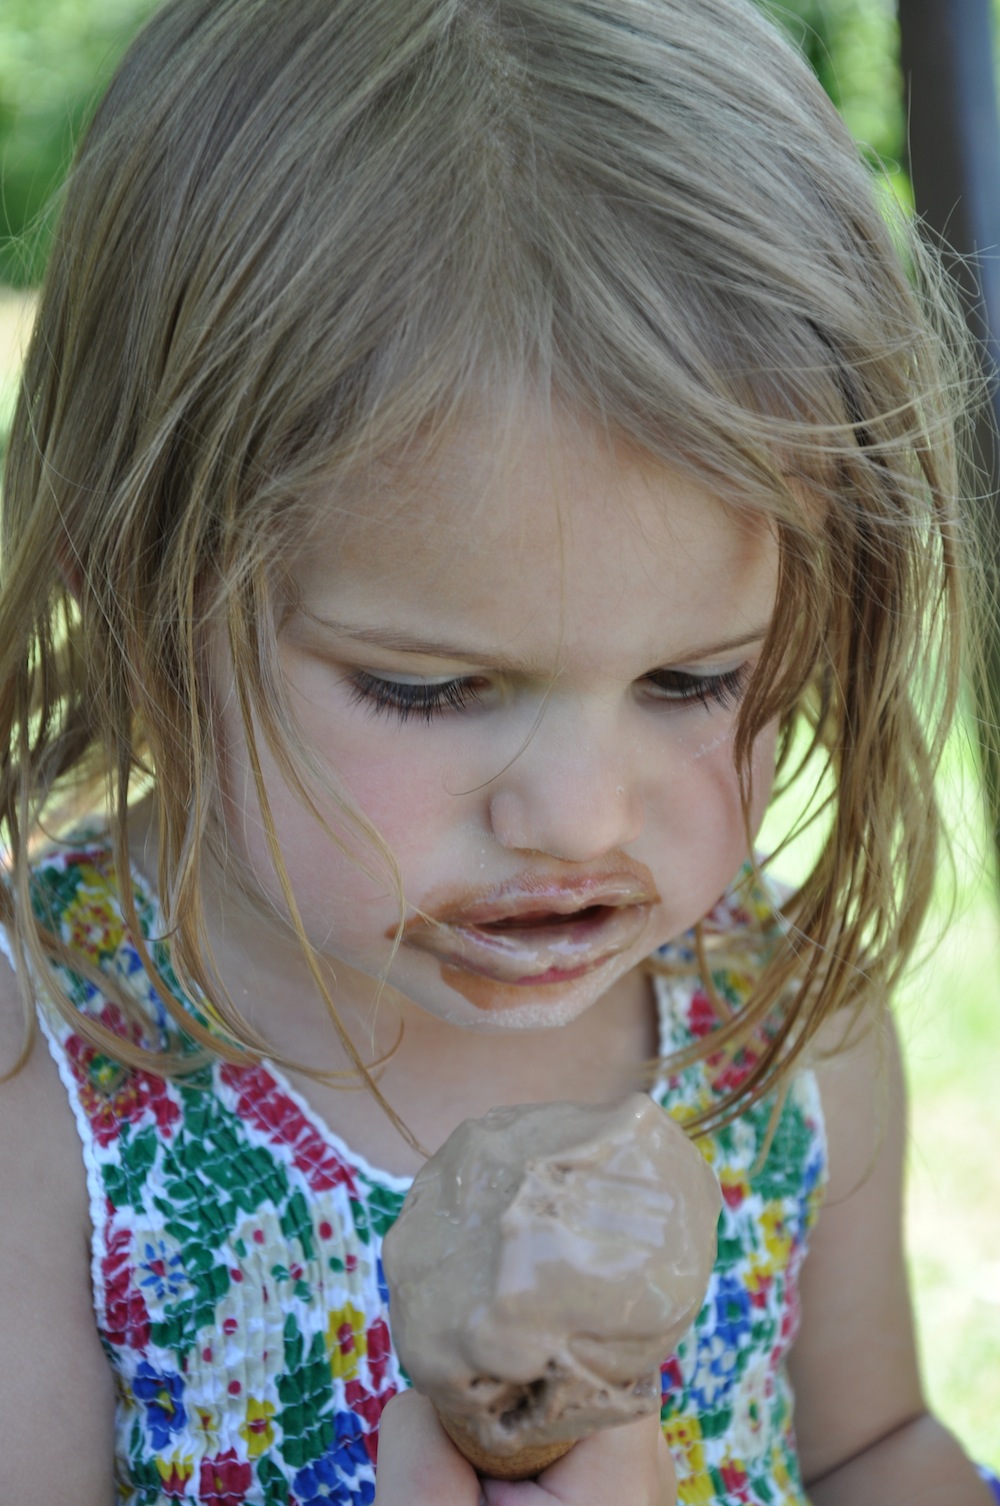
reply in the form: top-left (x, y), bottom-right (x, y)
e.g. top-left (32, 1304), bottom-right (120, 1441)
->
top-left (300, 614), bottom-right (771, 667)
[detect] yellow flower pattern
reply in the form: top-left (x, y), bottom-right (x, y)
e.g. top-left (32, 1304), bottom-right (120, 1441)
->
top-left (239, 1397), bottom-right (276, 1457)
top-left (327, 1301), bottom-right (369, 1381)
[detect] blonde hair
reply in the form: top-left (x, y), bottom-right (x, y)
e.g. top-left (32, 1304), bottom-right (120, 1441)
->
top-left (0, 0), bottom-right (975, 1133)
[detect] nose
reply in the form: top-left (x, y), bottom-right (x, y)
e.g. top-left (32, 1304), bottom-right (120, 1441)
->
top-left (487, 704), bottom-right (645, 862)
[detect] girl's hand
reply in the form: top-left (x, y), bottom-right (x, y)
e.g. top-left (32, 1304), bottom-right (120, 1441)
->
top-left (374, 1391), bottom-right (676, 1506)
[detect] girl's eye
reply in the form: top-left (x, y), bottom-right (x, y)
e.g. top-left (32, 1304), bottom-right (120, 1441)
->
top-left (347, 670), bottom-right (486, 723)
top-left (346, 662), bottom-right (753, 724)
top-left (643, 662), bottom-right (753, 710)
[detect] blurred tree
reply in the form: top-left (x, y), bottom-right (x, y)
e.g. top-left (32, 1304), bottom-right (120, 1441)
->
top-left (0, 0), bottom-right (995, 285)
top-left (762, 0), bottom-right (905, 173)
top-left (0, 0), bottom-right (157, 285)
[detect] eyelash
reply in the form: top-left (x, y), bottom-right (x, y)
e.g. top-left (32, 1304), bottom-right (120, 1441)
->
top-left (348, 671), bottom-right (487, 722)
top-left (646, 662), bottom-right (753, 711)
top-left (347, 663), bottom-right (753, 723)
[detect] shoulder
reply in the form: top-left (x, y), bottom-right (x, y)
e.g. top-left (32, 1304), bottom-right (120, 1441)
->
top-left (789, 1004), bottom-right (924, 1480)
top-left (0, 943), bottom-right (117, 1497)
top-left (0, 944), bottom-right (90, 1243)
top-left (806, 1003), bottom-right (905, 1204)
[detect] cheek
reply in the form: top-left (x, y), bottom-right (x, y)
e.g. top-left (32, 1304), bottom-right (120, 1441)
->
top-left (270, 717), bottom-right (473, 899)
top-left (318, 740), bottom-right (462, 868)
top-left (657, 720), bottom-right (778, 864)
top-left (270, 673), bottom-right (450, 845)
top-left (747, 722), bottom-right (781, 832)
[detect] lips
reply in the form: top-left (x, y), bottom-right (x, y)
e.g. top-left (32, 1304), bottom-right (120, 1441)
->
top-left (403, 876), bottom-right (656, 986)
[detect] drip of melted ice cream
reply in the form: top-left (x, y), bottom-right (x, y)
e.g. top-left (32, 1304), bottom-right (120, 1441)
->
top-left (383, 1094), bottom-right (721, 1456)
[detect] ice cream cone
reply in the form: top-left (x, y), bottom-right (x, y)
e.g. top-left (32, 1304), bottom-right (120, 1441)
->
top-left (436, 1408), bottom-right (575, 1480)
top-left (384, 1096), bottom-right (721, 1486)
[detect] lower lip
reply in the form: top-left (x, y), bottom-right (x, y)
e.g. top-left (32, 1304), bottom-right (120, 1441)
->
top-left (404, 903), bottom-right (652, 987)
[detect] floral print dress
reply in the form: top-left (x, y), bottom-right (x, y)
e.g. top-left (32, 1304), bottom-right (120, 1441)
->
top-left (21, 835), bottom-right (826, 1505)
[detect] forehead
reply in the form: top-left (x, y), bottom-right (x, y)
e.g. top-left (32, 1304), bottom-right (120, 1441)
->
top-left (292, 408), bottom-right (775, 648)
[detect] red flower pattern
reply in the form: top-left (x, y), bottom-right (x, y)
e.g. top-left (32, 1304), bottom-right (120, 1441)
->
top-left (102, 1223), bottom-right (151, 1350)
top-left (65, 1023), bottom-right (180, 1148)
top-left (345, 1378), bottom-right (397, 1463)
top-left (365, 1317), bottom-right (392, 1390)
top-left (660, 1353), bottom-right (684, 1398)
top-left (158, 1461), bottom-right (192, 1498)
top-left (721, 1460), bottom-right (751, 1501)
top-left (199, 1449), bottom-right (253, 1506)
top-left (687, 990), bottom-right (718, 1038)
top-left (721, 1179), bottom-right (746, 1210)
top-left (220, 1064), bottom-right (360, 1195)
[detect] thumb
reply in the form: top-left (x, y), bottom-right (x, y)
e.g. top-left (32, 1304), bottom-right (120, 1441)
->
top-left (482, 1413), bottom-right (676, 1506)
top-left (374, 1390), bottom-right (483, 1506)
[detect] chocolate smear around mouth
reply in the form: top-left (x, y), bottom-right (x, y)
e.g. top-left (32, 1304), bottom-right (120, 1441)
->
top-left (427, 905), bottom-right (650, 1010)
top-left (391, 867), bottom-right (660, 1011)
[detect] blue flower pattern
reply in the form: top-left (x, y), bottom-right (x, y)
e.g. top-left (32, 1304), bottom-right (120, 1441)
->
top-left (132, 1361), bottom-right (187, 1450)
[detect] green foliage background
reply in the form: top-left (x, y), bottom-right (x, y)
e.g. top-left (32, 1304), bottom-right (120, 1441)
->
top-left (0, 0), bottom-right (903, 284)
top-left (0, 0), bottom-right (158, 285)
top-left (0, 0), bottom-right (980, 283)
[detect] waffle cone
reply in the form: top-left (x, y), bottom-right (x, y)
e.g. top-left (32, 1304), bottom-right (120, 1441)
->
top-left (436, 1408), bottom-right (575, 1481)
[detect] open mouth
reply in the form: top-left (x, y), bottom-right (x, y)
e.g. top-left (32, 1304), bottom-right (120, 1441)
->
top-left (480, 903), bottom-right (609, 932)
top-left (404, 899), bottom-right (653, 986)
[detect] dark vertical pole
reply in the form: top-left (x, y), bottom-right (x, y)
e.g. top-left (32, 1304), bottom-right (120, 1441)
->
top-left (898, 0), bottom-right (1000, 865)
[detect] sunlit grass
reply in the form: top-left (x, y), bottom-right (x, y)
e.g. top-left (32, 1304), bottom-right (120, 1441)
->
top-left (0, 290), bottom-right (33, 440)
top-left (895, 735), bottom-right (1000, 1469)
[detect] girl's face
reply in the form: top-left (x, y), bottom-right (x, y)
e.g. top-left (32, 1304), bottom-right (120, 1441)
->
top-left (214, 408), bottom-right (780, 1033)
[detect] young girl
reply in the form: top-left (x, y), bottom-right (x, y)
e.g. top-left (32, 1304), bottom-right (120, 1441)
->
top-left (0, 0), bottom-right (994, 1502)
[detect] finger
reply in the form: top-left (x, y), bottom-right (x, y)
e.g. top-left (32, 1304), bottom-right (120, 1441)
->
top-left (374, 1390), bottom-right (484, 1506)
top-left (481, 1414), bottom-right (676, 1506)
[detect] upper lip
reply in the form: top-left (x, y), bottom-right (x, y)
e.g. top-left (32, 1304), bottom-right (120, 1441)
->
top-left (412, 873), bottom-right (659, 930)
